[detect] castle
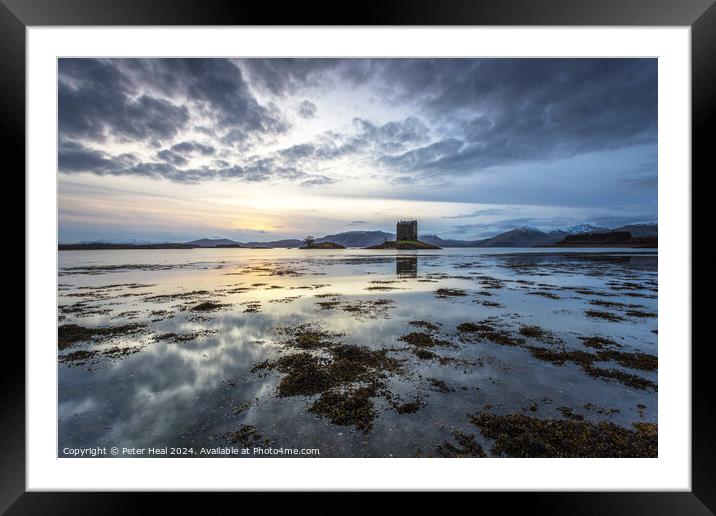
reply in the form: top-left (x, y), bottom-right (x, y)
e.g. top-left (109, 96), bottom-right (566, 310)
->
top-left (396, 220), bottom-right (418, 241)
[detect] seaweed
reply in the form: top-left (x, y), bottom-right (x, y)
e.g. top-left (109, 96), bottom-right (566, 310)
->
top-left (595, 350), bottom-right (657, 371)
top-left (399, 332), bottom-right (450, 348)
top-left (226, 424), bottom-right (271, 448)
top-left (525, 345), bottom-right (657, 390)
top-left (519, 325), bottom-right (548, 339)
top-left (412, 348), bottom-right (438, 360)
top-left (582, 365), bottom-right (656, 390)
top-left (470, 412), bottom-right (657, 457)
top-left (190, 301), bottom-right (229, 312)
top-left (585, 310), bottom-right (625, 322)
top-left (578, 335), bottom-right (622, 350)
top-left (58, 349), bottom-right (99, 365)
top-left (58, 323), bottom-right (145, 349)
top-left (314, 298), bottom-right (395, 319)
top-left (252, 322), bottom-right (404, 432)
top-left (309, 387), bottom-right (378, 434)
top-left (392, 399), bottom-right (423, 414)
top-left (625, 310), bottom-right (657, 318)
top-left (435, 288), bottom-right (467, 298)
top-left (436, 431), bottom-right (487, 458)
top-left (528, 291), bottom-right (561, 300)
top-left (557, 406), bottom-right (584, 421)
top-left (408, 320), bottom-right (441, 332)
top-left (276, 324), bottom-right (343, 350)
top-left (457, 321), bottom-right (523, 346)
top-left (428, 378), bottom-right (454, 393)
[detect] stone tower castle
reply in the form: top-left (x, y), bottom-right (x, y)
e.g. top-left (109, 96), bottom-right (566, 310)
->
top-left (396, 220), bottom-right (418, 241)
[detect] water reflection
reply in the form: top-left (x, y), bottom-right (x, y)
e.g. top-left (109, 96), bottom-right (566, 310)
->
top-left (57, 248), bottom-right (658, 457)
top-left (396, 255), bottom-right (418, 278)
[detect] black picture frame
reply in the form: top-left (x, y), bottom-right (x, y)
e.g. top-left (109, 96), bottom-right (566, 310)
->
top-left (4, 0), bottom-right (708, 512)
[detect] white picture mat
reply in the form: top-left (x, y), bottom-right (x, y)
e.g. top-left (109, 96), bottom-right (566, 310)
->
top-left (26, 26), bottom-right (691, 491)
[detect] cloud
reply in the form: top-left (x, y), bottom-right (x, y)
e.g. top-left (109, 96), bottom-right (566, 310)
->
top-left (157, 149), bottom-right (188, 167)
top-left (298, 100), bottom-right (317, 118)
top-left (442, 208), bottom-right (513, 219)
top-left (59, 58), bottom-right (290, 148)
top-left (382, 59), bottom-right (656, 175)
top-left (59, 62), bottom-right (190, 143)
top-left (236, 58), bottom-right (657, 179)
top-left (238, 59), bottom-right (345, 96)
top-left (59, 141), bottom-right (332, 186)
top-left (380, 138), bottom-right (463, 172)
top-left (300, 175), bottom-right (336, 187)
top-left (621, 174), bottom-right (658, 188)
top-left (57, 56), bottom-right (658, 211)
top-left (59, 141), bottom-right (139, 174)
top-left (451, 216), bottom-right (579, 237)
top-left (170, 141), bottom-right (216, 156)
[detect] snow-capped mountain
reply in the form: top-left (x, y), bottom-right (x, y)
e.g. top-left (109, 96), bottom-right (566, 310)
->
top-left (561, 224), bottom-right (610, 234)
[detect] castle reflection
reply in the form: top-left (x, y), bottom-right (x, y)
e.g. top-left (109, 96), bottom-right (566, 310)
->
top-left (396, 256), bottom-right (417, 278)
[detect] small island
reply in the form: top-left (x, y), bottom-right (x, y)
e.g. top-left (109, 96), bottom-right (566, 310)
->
top-left (299, 236), bottom-right (346, 249)
top-left (365, 220), bottom-right (441, 250)
top-left (366, 240), bottom-right (440, 250)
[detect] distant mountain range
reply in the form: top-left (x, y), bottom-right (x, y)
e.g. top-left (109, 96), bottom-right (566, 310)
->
top-left (62, 223), bottom-right (657, 250)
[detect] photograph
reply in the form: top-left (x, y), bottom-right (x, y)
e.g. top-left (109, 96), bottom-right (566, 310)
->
top-left (56, 57), bottom-right (658, 459)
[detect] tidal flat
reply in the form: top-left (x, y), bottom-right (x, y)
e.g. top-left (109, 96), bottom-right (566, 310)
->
top-left (58, 248), bottom-right (657, 457)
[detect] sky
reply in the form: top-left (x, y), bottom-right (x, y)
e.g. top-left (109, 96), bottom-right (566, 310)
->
top-left (58, 58), bottom-right (657, 243)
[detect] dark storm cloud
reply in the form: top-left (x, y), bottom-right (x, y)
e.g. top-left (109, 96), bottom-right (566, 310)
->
top-left (144, 59), bottom-right (290, 139)
top-left (58, 58), bottom-right (657, 192)
top-left (156, 149), bottom-right (188, 167)
top-left (278, 142), bottom-right (317, 161)
top-left (298, 100), bottom-right (318, 118)
top-left (59, 60), bottom-right (190, 143)
top-left (59, 141), bottom-right (139, 173)
top-left (239, 59), bottom-right (343, 96)
top-left (59, 58), bottom-right (289, 146)
top-left (170, 141), bottom-right (216, 156)
top-left (241, 58), bottom-right (657, 177)
top-left (360, 59), bottom-right (657, 175)
top-left (58, 141), bottom-right (330, 186)
top-left (352, 117), bottom-right (430, 153)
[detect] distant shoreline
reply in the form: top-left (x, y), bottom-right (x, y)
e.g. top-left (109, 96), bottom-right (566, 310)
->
top-left (59, 243), bottom-right (198, 250)
top-left (58, 243), bottom-right (658, 251)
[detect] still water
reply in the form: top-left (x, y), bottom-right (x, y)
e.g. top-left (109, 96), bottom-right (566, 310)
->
top-left (58, 248), bottom-right (657, 457)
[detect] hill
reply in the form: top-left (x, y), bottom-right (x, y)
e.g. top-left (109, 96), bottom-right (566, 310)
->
top-left (612, 223), bottom-right (658, 238)
top-left (186, 238), bottom-right (241, 247)
top-left (551, 231), bottom-right (657, 248)
top-left (477, 227), bottom-right (566, 247)
top-left (61, 222), bottom-right (658, 250)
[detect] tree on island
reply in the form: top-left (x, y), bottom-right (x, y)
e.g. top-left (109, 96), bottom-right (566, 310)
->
top-left (303, 236), bottom-right (315, 247)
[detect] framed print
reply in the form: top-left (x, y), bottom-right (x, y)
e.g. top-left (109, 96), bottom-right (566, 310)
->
top-left (5, 0), bottom-right (710, 512)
